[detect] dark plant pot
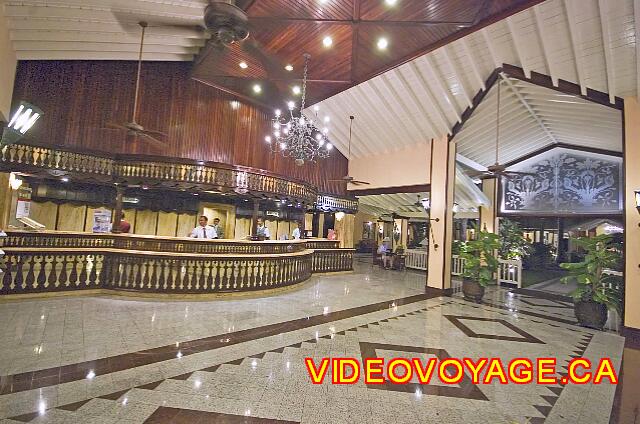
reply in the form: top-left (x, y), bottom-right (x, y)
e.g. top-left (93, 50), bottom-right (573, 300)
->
top-left (462, 279), bottom-right (485, 303)
top-left (574, 300), bottom-right (608, 330)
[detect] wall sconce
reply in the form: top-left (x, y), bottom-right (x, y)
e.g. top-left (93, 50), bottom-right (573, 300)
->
top-left (335, 211), bottom-right (345, 221)
top-left (420, 198), bottom-right (430, 210)
top-left (452, 202), bottom-right (459, 214)
top-left (2, 102), bottom-right (43, 145)
top-left (9, 173), bottom-right (22, 190)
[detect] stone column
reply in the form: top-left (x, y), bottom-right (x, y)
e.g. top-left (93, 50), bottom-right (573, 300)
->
top-left (624, 97), bottom-right (640, 332)
top-left (427, 136), bottom-right (456, 292)
top-left (478, 178), bottom-right (498, 233)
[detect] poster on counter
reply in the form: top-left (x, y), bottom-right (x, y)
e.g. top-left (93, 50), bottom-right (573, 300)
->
top-left (15, 187), bottom-right (32, 219)
top-left (92, 209), bottom-right (112, 233)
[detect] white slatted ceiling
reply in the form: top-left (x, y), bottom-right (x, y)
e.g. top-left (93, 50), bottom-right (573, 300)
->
top-left (3, 0), bottom-right (208, 61)
top-left (311, 0), bottom-right (631, 165)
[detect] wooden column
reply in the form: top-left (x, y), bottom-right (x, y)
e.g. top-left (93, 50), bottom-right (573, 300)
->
top-left (111, 185), bottom-right (124, 234)
top-left (624, 97), bottom-right (640, 331)
top-left (478, 178), bottom-right (498, 233)
top-left (0, 172), bottom-right (12, 230)
top-left (251, 199), bottom-right (260, 236)
top-left (427, 136), bottom-right (456, 292)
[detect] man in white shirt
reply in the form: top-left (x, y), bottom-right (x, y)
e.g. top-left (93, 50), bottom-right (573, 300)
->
top-left (256, 218), bottom-right (270, 239)
top-left (190, 215), bottom-right (217, 239)
top-left (291, 222), bottom-right (301, 240)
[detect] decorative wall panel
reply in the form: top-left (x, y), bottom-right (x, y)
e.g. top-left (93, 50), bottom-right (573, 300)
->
top-left (500, 148), bottom-right (622, 216)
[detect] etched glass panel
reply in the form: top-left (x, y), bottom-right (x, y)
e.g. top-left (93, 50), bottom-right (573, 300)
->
top-left (500, 148), bottom-right (622, 216)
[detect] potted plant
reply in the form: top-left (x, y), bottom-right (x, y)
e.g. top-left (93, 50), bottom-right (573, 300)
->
top-left (459, 230), bottom-right (501, 302)
top-left (498, 218), bottom-right (532, 260)
top-left (560, 234), bottom-right (623, 330)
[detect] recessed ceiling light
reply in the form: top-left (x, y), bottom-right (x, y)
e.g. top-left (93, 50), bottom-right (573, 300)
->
top-left (385, 0), bottom-right (397, 5)
top-left (252, 84), bottom-right (262, 94)
top-left (324, 116), bottom-right (330, 123)
top-left (239, 61), bottom-right (248, 69)
top-left (323, 36), bottom-right (333, 47)
top-left (285, 64), bottom-right (293, 71)
top-left (292, 85), bottom-right (301, 95)
top-left (377, 37), bottom-right (389, 50)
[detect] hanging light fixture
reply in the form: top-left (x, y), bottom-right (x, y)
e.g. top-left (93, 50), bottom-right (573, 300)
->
top-left (267, 53), bottom-right (332, 166)
top-left (1, 102), bottom-right (43, 145)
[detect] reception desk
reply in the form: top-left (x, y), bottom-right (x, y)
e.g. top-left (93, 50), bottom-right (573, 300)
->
top-left (0, 231), bottom-right (354, 296)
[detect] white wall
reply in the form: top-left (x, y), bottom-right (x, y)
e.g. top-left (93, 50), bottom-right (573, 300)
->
top-left (348, 141), bottom-right (431, 190)
top-left (0, 8), bottom-right (17, 122)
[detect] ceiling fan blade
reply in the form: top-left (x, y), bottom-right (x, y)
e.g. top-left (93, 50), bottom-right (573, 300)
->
top-left (240, 37), bottom-right (286, 79)
top-left (478, 174), bottom-right (498, 181)
top-left (105, 122), bottom-right (128, 131)
top-left (504, 171), bottom-right (537, 176)
top-left (193, 38), bottom-right (226, 69)
top-left (136, 132), bottom-right (167, 148)
top-left (139, 128), bottom-right (168, 138)
top-left (466, 170), bottom-right (488, 178)
top-left (350, 180), bottom-right (370, 185)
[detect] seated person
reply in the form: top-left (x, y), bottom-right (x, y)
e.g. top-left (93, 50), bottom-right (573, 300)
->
top-left (118, 212), bottom-right (131, 233)
top-left (189, 215), bottom-right (217, 239)
top-left (377, 237), bottom-right (393, 269)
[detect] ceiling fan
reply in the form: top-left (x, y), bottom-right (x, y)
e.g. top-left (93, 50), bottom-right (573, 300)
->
top-left (112, 2), bottom-right (286, 85)
top-left (400, 194), bottom-right (429, 210)
top-left (466, 76), bottom-right (535, 181)
top-left (103, 21), bottom-right (167, 147)
top-left (329, 116), bottom-right (371, 186)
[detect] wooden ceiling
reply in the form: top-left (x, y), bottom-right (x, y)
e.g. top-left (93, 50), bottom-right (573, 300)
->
top-left (191, 0), bottom-right (545, 107)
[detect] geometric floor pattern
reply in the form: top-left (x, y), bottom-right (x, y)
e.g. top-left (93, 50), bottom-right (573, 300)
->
top-left (0, 266), bottom-right (626, 424)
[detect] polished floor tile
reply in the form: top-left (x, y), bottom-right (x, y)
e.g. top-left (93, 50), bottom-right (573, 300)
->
top-left (0, 263), bottom-right (628, 423)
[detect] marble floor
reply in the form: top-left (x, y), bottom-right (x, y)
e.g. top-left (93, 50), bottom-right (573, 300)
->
top-left (0, 263), bottom-right (631, 423)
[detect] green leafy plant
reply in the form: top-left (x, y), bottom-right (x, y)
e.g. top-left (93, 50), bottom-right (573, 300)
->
top-left (560, 234), bottom-right (623, 313)
top-left (452, 240), bottom-right (465, 256)
top-left (459, 230), bottom-right (501, 287)
top-left (498, 218), bottom-right (532, 260)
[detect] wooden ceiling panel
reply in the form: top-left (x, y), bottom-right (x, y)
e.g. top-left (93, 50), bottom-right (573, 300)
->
top-left (188, 0), bottom-right (545, 108)
top-left (359, 0), bottom-right (482, 23)
top-left (353, 24), bottom-right (459, 81)
top-left (249, 0), bottom-right (354, 20)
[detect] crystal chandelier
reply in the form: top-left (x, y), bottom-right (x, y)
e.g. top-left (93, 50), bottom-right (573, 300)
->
top-left (265, 53), bottom-right (333, 167)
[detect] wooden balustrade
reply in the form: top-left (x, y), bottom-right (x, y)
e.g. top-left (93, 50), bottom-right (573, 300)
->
top-left (1, 144), bottom-right (361, 210)
top-left (0, 233), bottom-right (354, 296)
top-left (311, 249), bottom-right (355, 273)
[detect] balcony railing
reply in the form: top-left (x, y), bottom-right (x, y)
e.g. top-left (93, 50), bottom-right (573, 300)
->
top-left (0, 143), bottom-right (325, 204)
top-left (0, 232), bottom-right (354, 296)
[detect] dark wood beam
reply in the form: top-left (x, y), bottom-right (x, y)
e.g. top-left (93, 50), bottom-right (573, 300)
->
top-left (449, 68), bottom-right (502, 142)
top-left (502, 64), bottom-right (624, 111)
top-left (350, 0), bottom-right (361, 83)
top-left (349, 184), bottom-right (430, 196)
top-left (249, 16), bottom-right (471, 27)
top-left (191, 77), bottom-right (273, 112)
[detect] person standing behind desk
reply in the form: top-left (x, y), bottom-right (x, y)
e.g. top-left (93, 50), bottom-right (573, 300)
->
top-left (189, 215), bottom-right (217, 239)
top-left (211, 217), bottom-right (224, 239)
top-left (256, 218), bottom-right (270, 240)
top-left (291, 222), bottom-right (302, 240)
